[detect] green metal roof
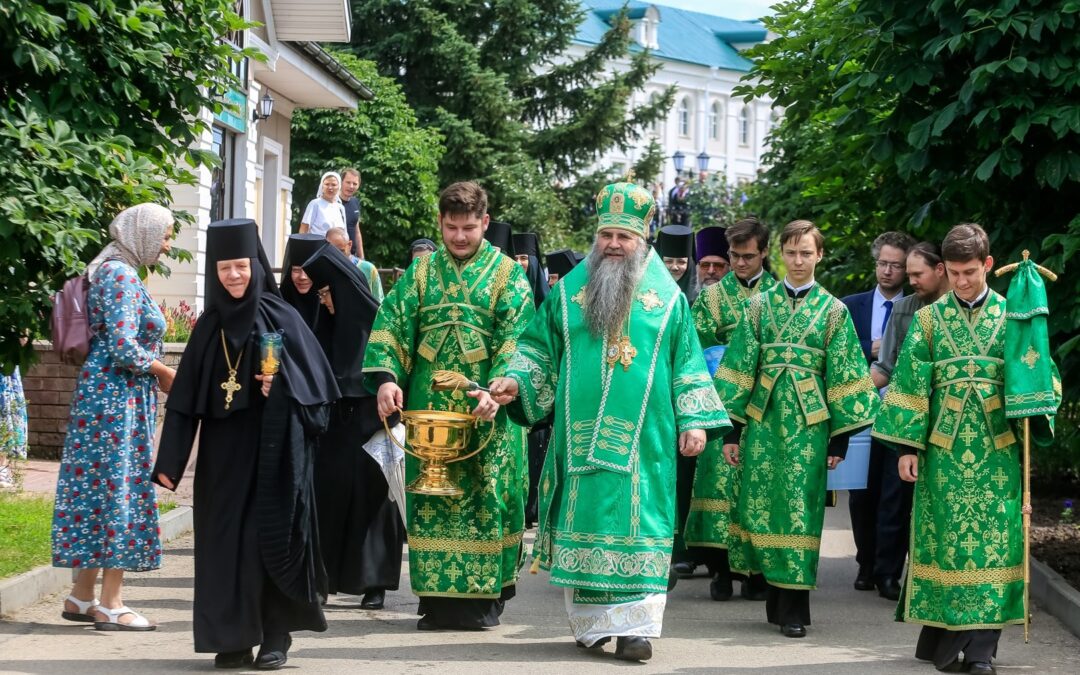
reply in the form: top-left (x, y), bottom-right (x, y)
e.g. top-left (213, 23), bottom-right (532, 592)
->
top-left (576, 1), bottom-right (767, 73)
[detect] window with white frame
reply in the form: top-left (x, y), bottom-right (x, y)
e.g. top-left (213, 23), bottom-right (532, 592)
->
top-left (709, 102), bottom-right (721, 141)
top-left (678, 98), bottom-right (691, 137)
top-left (738, 106), bottom-right (751, 146)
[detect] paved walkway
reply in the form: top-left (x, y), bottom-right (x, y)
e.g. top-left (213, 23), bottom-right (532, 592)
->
top-left (2, 491), bottom-right (1078, 673)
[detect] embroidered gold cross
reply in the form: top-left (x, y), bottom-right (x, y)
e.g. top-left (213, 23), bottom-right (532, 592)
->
top-left (960, 532), bottom-right (980, 555)
top-left (991, 467), bottom-right (1009, 489)
top-left (444, 562), bottom-right (463, 582)
top-left (781, 347), bottom-right (797, 362)
top-left (637, 288), bottom-right (664, 311)
top-left (962, 359), bottom-right (980, 379)
top-left (799, 445), bottom-right (816, 462)
top-left (477, 507), bottom-right (493, 526)
top-left (448, 305), bottom-right (463, 321)
top-left (571, 288), bottom-right (586, 307)
top-left (417, 503), bottom-right (437, 523)
top-left (959, 424), bottom-right (979, 446)
top-left (1021, 345), bottom-right (1040, 369)
top-left (446, 282), bottom-right (461, 296)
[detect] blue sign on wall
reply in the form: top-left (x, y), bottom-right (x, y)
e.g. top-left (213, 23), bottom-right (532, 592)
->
top-left (214, 89), bottom-right (248, 134)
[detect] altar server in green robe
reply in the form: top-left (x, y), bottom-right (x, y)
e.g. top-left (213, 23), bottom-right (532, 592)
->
top-left (684, 216), bottom-right (777, 602)
top-left (362, 181), bottom-right (534, 631)
top-left (873, 223), bottom-right (1049, 675)
top-left (489, 182), bottom-right (731, 662)
top-left (718, 219), bottom-right (879, 638)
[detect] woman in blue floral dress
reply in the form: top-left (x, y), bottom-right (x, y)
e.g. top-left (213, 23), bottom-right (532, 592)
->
top-left (0, 365), bottom-right (28, 488)
top-left (51, 203), bottom-right (178, 631)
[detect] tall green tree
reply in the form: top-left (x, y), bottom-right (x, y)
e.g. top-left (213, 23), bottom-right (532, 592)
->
top-left (290, 54), bottom-right (444, 268)
top-left (738, 0), bottom-right (1080, 468)
top-left (346, 0), bottom-right (673, 239)
top-left (0, 0), bottom-right (251, 372)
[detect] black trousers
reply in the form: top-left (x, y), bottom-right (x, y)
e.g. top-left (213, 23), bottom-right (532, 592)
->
top-left (765, 585), bottom-right (811, 626)
top-left (916, 627), bottom-right (1001, 668)
top-left (849, 438), bottom-right (913, 581)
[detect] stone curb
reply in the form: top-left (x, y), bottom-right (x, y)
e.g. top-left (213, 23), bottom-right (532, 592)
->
top-left (1031, 557), bottom-right (1080, 641)
top-left (0, 505), bottom-right (193, 617)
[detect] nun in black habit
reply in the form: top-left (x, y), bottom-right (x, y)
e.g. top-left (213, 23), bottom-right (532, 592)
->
top-left (654, 225), bottom-right (696, 300)
top-left (153, 220), bottom-right (339, 670)
top-left (290, 241), bottom-right (405, 610)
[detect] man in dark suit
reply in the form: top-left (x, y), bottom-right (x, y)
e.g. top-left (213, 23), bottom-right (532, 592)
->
top-left (341, 167), bottom-right (364, 258)
top-left (841, 231), bottom-right (915, 600)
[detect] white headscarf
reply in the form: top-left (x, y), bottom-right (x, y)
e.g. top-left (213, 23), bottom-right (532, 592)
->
top-left (318, 171), bottom-right (343, 203)
top-left (87, 203), bottom-right (175, 280)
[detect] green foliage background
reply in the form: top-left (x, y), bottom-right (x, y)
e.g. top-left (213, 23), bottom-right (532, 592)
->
top-left (290, 54), bottom-right (444, 268)
top-left (739, 0), bottom-right (1080, 472)
top-left (0, 0), bottom-right (251, 373)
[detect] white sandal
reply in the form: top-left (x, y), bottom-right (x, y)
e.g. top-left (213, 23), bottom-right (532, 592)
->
top-left (61, 595), bottom-right (99, 623)
top-left (93, 604), bottom-right (157, 632)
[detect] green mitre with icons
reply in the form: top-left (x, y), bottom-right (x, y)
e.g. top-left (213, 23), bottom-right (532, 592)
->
top-left (595, 182), bottom-right (655, 239)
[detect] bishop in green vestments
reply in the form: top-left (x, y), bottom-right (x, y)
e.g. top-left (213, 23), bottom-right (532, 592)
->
top-left (717, 220), bottom-right (879, 638)
top-left (362, 182), bottom-right (534, 631)
top-left (684, 217), bottom-right (776, 602)
top-left (873, 224), bottom-right (1036, 675)
top-left (491, 182), bottom-right (731, 663)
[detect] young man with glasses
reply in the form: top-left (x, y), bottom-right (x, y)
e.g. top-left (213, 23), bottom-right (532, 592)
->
top-left (684, 217), bottom-right (777, 602)
top-left (841, 231), bottom-right (916, 600)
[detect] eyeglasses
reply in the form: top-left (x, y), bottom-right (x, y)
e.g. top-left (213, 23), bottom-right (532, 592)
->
top-left (876, 260), bottom-right (904, 272)
top-left (729, 252), bottom-right (761, 263)
top-left (699, 261), bottom-right (728, 271)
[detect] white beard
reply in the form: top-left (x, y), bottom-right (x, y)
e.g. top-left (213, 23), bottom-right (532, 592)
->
top-left (583, 241), bottom-right (648, 339)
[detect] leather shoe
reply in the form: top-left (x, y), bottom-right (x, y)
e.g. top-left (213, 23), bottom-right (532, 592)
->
top-left (417, 616), bottom-right (440, 631)
top-left (254, 633), bottom-right (291, 670)
top-left (575, 636), bottom-right (611, 649)
top-left (614, 636), bottom-right (653, 661)
top-left (710, 573), bottom-right (733, 601)
top-left (854, 571), bottom-right (875, 591)
top-left (214, 650), bottom-right (253, 669)
top-left (672, 561), bottom-right (696, 578)
top-left (360, 590), bottom-right (385, 609)
top-left (667, 568), bottom-right (679, 591)
top-left (781, 623), bottom-right (807, 638)
top-left (877, 577), bottom-right (901, 601)
top-left (935, 659), bottom-right (966, 673)
top-left (967, 662), bottom-right (996, 675)
top-left (741, 574), bottom-right (768, 601)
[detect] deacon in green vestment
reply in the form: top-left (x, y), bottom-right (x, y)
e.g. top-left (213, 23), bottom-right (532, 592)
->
top-left (872, 224), bottom-right (1042, 675)
top-left (490, 182), bottom-right (731, 663)
top-left (362, 182), bottom-right (534, 631)
top-left (684, 217), bottom-right (776, 602)
top-left (718, 220), bottom-right (879, 638)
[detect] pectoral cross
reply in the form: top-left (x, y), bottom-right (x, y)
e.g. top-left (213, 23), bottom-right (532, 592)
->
top-left (220, 376), bottom-right (242, 410)
top-left (606, 335), bottom-right (637, 371)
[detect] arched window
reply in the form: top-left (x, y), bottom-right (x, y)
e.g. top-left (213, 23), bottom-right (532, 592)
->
top-left (738, 106), bottom-right (751, 146)
top-left (678, 98), bottom-right (691, 137)
top-left (709, 102), bottom-right (722, 140)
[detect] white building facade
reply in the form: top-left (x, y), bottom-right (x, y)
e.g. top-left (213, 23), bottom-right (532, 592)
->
top-left (573, 1), bottom-right (777, 195)
top-left (150, 0), bottom-right (370, 311)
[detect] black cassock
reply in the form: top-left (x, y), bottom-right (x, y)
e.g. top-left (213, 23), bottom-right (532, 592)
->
top-left (154, 220), bottom-right (339, 654)
top-left (293, 240), bottom-right (405, 596)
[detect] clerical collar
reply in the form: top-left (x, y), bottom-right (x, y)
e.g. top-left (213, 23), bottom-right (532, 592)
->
top-left (954, 285), bottom-right (990, 310)
top-left (783, 277), bottom-right (815, 299)
top-left (738, 269), bottom-right (765, 289)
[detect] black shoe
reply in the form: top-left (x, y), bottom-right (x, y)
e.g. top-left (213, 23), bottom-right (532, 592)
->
top-left (360, 590), bottom-right (385, 609)
top-left (667, 568), bottom-right (679, 591)
top-left (967, 662), bottom-right (995, 675)
top-left (710, 573), bottom-right (733, 601)
top-left (575, 636), bottom-right (611, 649)
top-left (214, 650), bottom-right (253, 669)
top-left (780, 623), bottom-right (806, 638)
top-left (877, 577), bottom-right (901, 601)
top-left (614, 636), bottom-right (653, 662)
top-left (741, 574), bottom-right (768, 601)
top-left (417, 616), bottom-right (440, 631)
top-left (254, 634), bottom-right (291, 670)
top-left (935, 659), bottom-right (966, 673)
top-left (672, 561), bottom-right (696, 578)
top-left (854, 571), bottom-right (875, 591)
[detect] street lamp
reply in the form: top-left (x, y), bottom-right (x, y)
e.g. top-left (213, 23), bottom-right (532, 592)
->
top-left (252, 92), bottom-right (275, 122)
top-left (696, 151), bottom-right (710, 174)
top-left (671, 150), bottom-right (685, 174)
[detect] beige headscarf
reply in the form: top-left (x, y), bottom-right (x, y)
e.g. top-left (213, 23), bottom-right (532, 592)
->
top-left (87, 203), bottom-right (175, 280)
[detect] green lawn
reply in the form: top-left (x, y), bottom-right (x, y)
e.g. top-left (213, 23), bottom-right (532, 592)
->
top-left (0, 493), bottom-right (178, 580)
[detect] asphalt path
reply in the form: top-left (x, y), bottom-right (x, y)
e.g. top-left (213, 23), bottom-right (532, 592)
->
top-left (2, 494), bottom-right (1078, 674)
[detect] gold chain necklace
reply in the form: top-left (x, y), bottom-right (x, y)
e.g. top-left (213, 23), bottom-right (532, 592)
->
top-left (219, 330), bottom-right (244, 410)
